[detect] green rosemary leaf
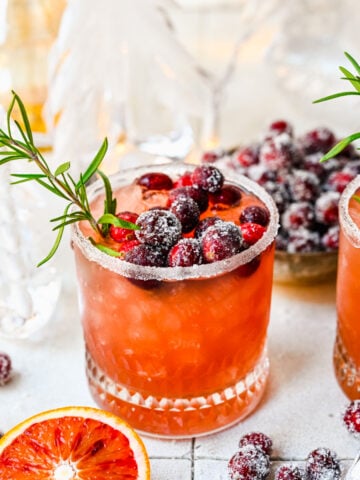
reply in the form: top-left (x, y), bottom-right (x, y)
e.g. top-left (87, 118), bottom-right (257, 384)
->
top-left (76, 138), bottom-right (108, 190)
top-left (11, 91), bottom-right (34, 144)
top-left (55, 162), bottom-right (71, 177)
top-left (313, 91), bottom-right (360, 104)
top-left (97, 213), bottom-right (140, 230)
top-left (52, 216), bottom-right (88, 231)
top-left (339, 66), bottom-right (360, 92)
top-left (11, 173), bottom-right (47, 185)
top-left (37, 205), bottom-right (70, 266)
top-left (6, 94), bottom-right (16, 137)
top-left (344, 51), bottom-right (360, 75)
top-left (13, 120), bottom-right (34, 151)
top-left (97, 169), bottom-right (116, 215)
top-left (90, 240), bottom-right (123, 258)
top-left (50, 210), bottom-right (86, 223)
top-left (0, 137), bottom-right (28, 156)
top-left (353, 195), bottom-right (360, 204)
top-left (0, 155), bottom-right (25, 165)
top-left (320, 133), bottom-right (360, 162)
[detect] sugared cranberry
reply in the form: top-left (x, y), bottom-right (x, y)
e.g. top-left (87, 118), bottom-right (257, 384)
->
top-left (287, 229), bottom-right (321, 253)
top-left (275, 465), bottom-right (304, 480)
top-left (259, 136), bottom-right (297, 170)
top-left (191, 165), bottom-right (224, 193)
top-left (267, 120), bottom-right (293, 138)
top-left (201, 222), bottom-right (243, 263)
top-left (262, 181), bottom-right (290, 214)
top-left (299, 127), bottom-right (336, 154)
top-left (300, 153), bottom-right (326, 178)
top-left (327, 171), bottom-right (355, 193)
top-left (169, 197), bottom-right (200, 233)
top-left (342, 159), bottom-right (360, 177)
top-left (209, 184), bottom-right (242, 210)
top-left (305, 448), bottom-right (341, 480)
top-left (124, 244), bottom-right (167, 289)
top-left (240, 206), bottom-right (270, 227)
top-left (247, 165), bottom-right (280, 185)
top-left (0, 353), bottom-right (12, 386)
top-left (240, 223), bottom-right (266, 246)
top-left (115, 239), bottom-right (141, 257)
top-left (321, 226), bottom-right (339, 251)
top-left (275, 231), bottom-right (289, 251)
top-left (109, 211), bottom-right (139, 243)
top-left (173, 171), bottom-right (193, 188)
top-left (168, 238), bottom-right (203, 267)
top-left (236, 145), bottom-right (260, 168)
top-left (228, 445), bottom-right (270, 480)
top-left (194, 216), bottom-right (222, 239)
top-left (315, 192), bottom-right (340, 225)
top-left (287, 170), bottom-right (320, 202)
top-left (136, 172), bottom-right (173, 190)
top-left (238, 432), bottom-right (273, 456)
top-left (168, 186), bottom-right (209, 213)
top-left (202, 150), bottom-right (220, 163)
top-left (343, 400), bottom-right (360, 438)
top-left (282, 202), bottom-right (315, 230)
top-left (136, 209), bottom-right (182, 248)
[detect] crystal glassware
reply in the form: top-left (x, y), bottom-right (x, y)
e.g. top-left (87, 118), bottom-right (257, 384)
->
top-left (71, 162), bottom-right (278, 437)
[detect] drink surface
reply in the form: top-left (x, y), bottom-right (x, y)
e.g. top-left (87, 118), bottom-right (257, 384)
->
top-left (74, 165), bottom-right (277, 436)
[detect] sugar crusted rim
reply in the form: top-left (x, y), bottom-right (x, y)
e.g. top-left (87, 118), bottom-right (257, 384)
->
top-left (72, 163), bottom-right (279, 281)
top-left (339, 174), bottom-right (360, 248)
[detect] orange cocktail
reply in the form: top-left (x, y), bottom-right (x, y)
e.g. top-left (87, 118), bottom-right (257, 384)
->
top-left (72, 163), bottom-right (278, 437)
top-left (334, 175), bottom-right (360, 399)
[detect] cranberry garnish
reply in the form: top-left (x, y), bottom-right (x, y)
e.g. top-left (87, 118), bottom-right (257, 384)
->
top-left (327, 171), bottom-right (355, 193)
top-left (267, 120), bottom-right (293, 138)
top-left (228, 445), bottom-right (270, 480)
top-left (124, 244), bottom-right (167, 289)
top-left (169, 197), bottom-right (200, 233)
top-left (168, 186), bottom-right (209, 213)
top-left (201, 222), bottom-right (243, 263)
top-left (299, 127), bottom-right (336, 154)
top-left (259, 137), bottom-right (295, 170)
top-left (191, 164), bottom-right (224, 193)
top-left (282, 202), bottom-right (315, 230)
top-left (0, 353), bottom-right (12, 386)
top-left (136, 172), bottom-right (173, 190)
top-left (287, 170), bottom-right (320, 202)
top-left (321, 226), bottom-right (339, 251)
top-left (209, 184), bottom-right (242, 210)
top-left (115, 239), bottom-right (141, 257)
top-left (305, 448), bottom-right (341, 480)
top-left (315, 192), bottom-right (340, 225)
top-left (240, 223), bottom-right (266, 246)
top-left (109, 211), bottom-right (139, 243)
top-left (135, 209), bottom-right (182, 249)
top-left (343, 400), bottom-right (360, 438)
top-left (236, 145), bottom-right (260, 168)
top-left (287, 229), bottom-right (321, 253)
top-left (173, 171), bottom-right (193, 188)
top-left (240, 205), bottom-right (270, 227)
top-left (168, 238), bottom-right (203, 267)
top-left (202, 150), bottom-right (220, 163)
top-left (275, 465), bottom-right (304, 480)
top-left (238, 432), bottom-right (273, 456)
top-left (194, 216), bottom-right (222, 239)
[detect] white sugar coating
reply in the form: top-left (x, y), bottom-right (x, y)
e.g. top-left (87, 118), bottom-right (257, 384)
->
top-left (273, 132), bottom-right (292, 148)
top-left (306, 448), bottom-right (341, 480)
top-left (339, 175), bottom-right (360, 247)
top-left (315, 191), bottom-right (340, 224)
top-left (247, 164), bottom-right (268, 182)
top-left (72, 163), bottom-right (279, 282)
top-left (135, 209), bottom-right (182, 248)
top-left (287, 228), bottom-right (320, 254)
top-left (229, 444), bottom-right (270, 480)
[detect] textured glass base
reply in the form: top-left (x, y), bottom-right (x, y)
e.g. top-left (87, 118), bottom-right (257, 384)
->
top-left (333, 332), bottom-right (360, 399)
top-left (86, 350), bottom-right (269, 438)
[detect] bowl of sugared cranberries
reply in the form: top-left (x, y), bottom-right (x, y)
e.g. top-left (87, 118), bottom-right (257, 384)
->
top-left (202, 120), bottom-right (360, 284)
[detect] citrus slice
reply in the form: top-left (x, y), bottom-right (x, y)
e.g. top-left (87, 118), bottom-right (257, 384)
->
top-left (0, 406), bottom-right (150, 479)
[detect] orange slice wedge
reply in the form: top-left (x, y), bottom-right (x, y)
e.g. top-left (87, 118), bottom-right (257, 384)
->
top-left (0, 406), bottom-right (150, 479)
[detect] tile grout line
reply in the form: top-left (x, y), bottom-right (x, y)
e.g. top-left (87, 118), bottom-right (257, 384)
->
top-left (191, 438), bottom-right (195, 480)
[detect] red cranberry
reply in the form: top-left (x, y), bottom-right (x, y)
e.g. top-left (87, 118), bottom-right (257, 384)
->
top-left (240, 206), bottom-right (270, 227)
top-left (267, 120), bottom-right (293, 138)
top-left (0, 353), bottom-right (12, 386)
top-left (109, 211), bottom-right (139, 243)
top-left (168, 238), bottom-right (203, 267)
top-left (173, 171), bottom-right (193, 188)
top-left (136, 172), bottom-right (173, 190)
top-left (305, 448), bottom-right (341, 480)
top-left (247, 165), bottom-right (280, 185)
top-left (321, 226), bottom-right (339, 251)
top-left (168, 186), bottom-right (209, 213)
top-left (209, 185), bottom-right (242, 210)
top-left (202, 150), bottom-right (220, 163)
top-left (282, 202), bottom-right (315, 230)
top-left (299, 127), bottom-right (336, 154)
top-left (191, 165), bottom-right (224, 193)
top-left (259, 137), bottom-right (296, 170)
top-left (275, 231), bottom-right (289, 251)
top-left (327, 171), bottom-right (355, 193)
top-left (262, 181), bottom-right (290, 214)
top-left (315, 192), bottom-right (340, 225)
top-left (343, 400), bottom-right (360, 438)
top-left (236, 145), bottom-right (260, 168)
top-left (194, 216), bottom-right (222, 239)
top-left (136, 209), bottom-right (182, 248)
top-left (238, 432), bottom-right (273, 456)
top-left (169, 197), bottom-right (200, 233)
top-left (124, 244), bottom-right (167, 289)
top-left (275, 465), bottom-right (304, 480)
top-left (228, 445), bottom-right (270, 480)
top-left (342, 159), bottom-right (360, 177)
top-left (301, 153), bottom-right (326, 178)
top-left (287, 229), bottom-right (321, 253)
top-left (115, 239), bottom-right (141, 257)
top-left (201, 222), bottom-right (243, 263)
top-left (287, 170), bottom-right (320, 202)
top-left (240, 223), bottom-right (266, 246)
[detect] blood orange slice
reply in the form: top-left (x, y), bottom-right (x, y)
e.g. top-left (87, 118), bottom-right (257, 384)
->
top-left (0, 406), bottom-right (150, 479)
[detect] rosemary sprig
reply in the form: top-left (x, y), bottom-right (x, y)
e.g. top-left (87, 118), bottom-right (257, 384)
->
top-left (0, 91), bottom-right (138, 266)
top-left (314, 52), bottom-right (360, 162)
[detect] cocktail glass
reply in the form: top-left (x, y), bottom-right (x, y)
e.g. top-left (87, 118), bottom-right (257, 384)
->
top-left (71, 162), bottom-right (279, 437)
top-left (334, 175), bottom-right (360, 399)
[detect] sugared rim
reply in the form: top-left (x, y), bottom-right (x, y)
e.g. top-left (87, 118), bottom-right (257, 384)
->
top-left (339, 174), bottom-right (360, 248)
top-left (72, 162), bottom-right (279, 281)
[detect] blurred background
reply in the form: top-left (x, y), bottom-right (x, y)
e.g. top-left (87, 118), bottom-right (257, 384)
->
top-left (0, 0), bottom-right (359, 171)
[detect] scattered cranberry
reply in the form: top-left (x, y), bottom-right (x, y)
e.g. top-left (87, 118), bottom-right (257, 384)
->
top-left (136, 172), bottom-right (173, 190)
top-left (202, 150), bottom-right (220, 163)
top-left (209, 184), bottom-right (242, 210)
top-left (194, 216), bottom-right (222, 239)
top-left (109, 211), bottom-right (139, 243)
top-left (191, 164), bottom-right (224, 193)
top-left (236, 145), bottom-right (260, 168)
top-left (135, 209), bottom-right (182, 249)
top-left (327, 171), bottom-right (355, 193)
top-left (240, 223), bottom-right (266, 246)
top-left (321, 226), bottom-right (339, 251)
top-left (168, 186), bottom-right (209, 213)
top-left (228, 445), bottom-right (270, 480)
top-left (282, 202), bottom-right (315, 230)
top-left (288, 229), bottom-right (321, 253)
top-left (169, 197), bottom-right (200, 233)
top-left (275, 231), bottom-right (289, 251)
top-left (305, 448), bottom-right (341, 480)
top-left (201, 222), bottom-right (243, 263)
top-left (267, 120), bottom-right (293, 138)
top-left (315, 192), bottom-right (340, 225)
top-left (343, 400), bottom-right (360, 438)
top-left (248, 165), bottom-right (280, 185)
top-left (299, 127), bottom-right (336, 154)
top-left (0, 353), bottom-right (12, 386)
top-left (300, 153), bottom-right (326, 178)
top-left (173, 171), bottom-right (193, 188)
top-left (240, 206), bottom-right (270, 227)
top-left (287, 170), bottom-right (320, 202)
top-left (275, 465), bottom-right (304, 480)
top-left (168, 238), bottom-right (203, 267)
top-left (238, 432), bottom-right (273, 456)
top-left (259, 137), bottom-right (294, 170)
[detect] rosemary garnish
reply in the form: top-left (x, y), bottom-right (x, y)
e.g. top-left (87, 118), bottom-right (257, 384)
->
top-left (0, 91), bottom-right (138, 266)
top-left (314, 52), bottom-right (360, 162)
